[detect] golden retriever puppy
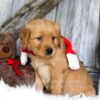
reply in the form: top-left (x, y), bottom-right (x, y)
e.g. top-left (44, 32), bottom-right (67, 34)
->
top-left (19, 19), bottom-right (95, 96)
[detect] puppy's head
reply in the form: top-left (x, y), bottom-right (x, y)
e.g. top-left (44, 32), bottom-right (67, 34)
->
top-left (20, 19), bottom-right (62, 58)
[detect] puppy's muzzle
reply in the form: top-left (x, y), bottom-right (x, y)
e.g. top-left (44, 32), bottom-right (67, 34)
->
top-left (45, 47), bottom-right (53, 56)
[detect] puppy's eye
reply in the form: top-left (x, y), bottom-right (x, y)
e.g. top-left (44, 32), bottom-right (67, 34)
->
top-left (52, 36), bottom-right (56, 40)
top-left (36, 37), bottom-right (42, 41)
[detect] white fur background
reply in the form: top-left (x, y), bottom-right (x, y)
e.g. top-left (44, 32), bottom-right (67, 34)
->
top-left (0, 80), bottom-right (100, 100)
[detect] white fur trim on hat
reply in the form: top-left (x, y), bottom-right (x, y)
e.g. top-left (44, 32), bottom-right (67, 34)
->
top-left (20, 52), bottom-right (28, 65)
top-left (66, 53), bottom-right (80, 70)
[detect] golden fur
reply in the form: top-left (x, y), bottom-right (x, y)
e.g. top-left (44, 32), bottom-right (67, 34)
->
top-left (19, 19), bottom-right (95, 96)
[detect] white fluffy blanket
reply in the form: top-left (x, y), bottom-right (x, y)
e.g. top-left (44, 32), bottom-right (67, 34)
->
top-left (0, 80), bottom-right (100, 100)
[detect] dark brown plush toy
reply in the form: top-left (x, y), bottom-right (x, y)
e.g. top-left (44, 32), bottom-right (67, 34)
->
top-left (0, 33), bottom-right (35, 87)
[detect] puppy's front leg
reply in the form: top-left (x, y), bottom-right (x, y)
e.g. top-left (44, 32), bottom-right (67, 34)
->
top-left (37, 65), bottom-right (51, 91)
top-left (51, 70), bottom-right (64, 95)
top-left (50, 48), bottom-right (67, 95)
top-left (35, 72), bottom-right (44, 91)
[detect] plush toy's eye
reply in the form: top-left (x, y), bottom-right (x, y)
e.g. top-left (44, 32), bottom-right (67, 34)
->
top-left (2, 46), bottom-right (10, 53)
top-left (6, 43), bottom-right (9, 45)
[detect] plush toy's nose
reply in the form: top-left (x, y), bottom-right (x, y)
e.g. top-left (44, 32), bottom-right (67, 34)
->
top-left (2, 46), bottom-right (10, 53)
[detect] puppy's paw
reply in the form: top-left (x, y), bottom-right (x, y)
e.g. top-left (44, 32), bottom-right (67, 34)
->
top-left (20, 52), bottom-right (28, 65)
top-left (66, 53), bottom-right (80, 70)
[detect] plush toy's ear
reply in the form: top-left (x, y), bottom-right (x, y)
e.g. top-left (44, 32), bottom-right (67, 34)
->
top-left (19, 28), bottom-right (31, 49)
top-left (4, 32), bottom-right (15, 38)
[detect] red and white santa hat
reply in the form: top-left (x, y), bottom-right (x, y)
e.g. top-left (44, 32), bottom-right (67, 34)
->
top-left (61, 36), bottom-right (80, 70)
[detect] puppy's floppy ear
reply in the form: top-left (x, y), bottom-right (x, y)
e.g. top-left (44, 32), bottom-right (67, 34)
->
top-left (53, 23), bottom-right (64, 49)
top-left (53, 22), bottom-right (66, 52)
top-left (58, 34), bottom-right (66, 52)
top-left (19, 28), bottom-right (31, 49)
top-left (59, 36), bottom-right (66, 52)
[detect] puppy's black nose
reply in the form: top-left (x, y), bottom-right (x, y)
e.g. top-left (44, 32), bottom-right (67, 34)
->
top-left (46, 48), bottom-right (53, 55)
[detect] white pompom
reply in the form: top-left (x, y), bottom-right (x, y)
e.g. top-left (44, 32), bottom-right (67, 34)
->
top-left (66, 53), bottom-right (80, 70)
top-left (20, 52), bottom-right (28, 65)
